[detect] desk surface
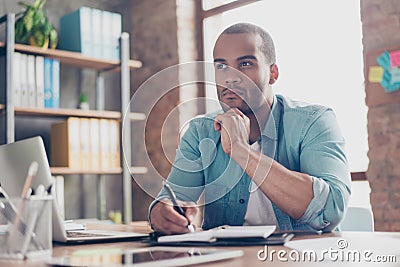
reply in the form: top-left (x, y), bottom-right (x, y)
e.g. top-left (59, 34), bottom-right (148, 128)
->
top-left (1, 222), bottom-right (399, 267)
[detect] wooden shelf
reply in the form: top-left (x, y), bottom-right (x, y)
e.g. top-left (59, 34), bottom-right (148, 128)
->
top-left (14, 107), bottom-right (146, 121)
top-left (15, 107), bottom-right (121, 119)
top-left (50, 166), bottom-right (148, 175)
top-left (0, 42), bottom-right (142, 71)
top-left (51, 167), bottom-right (122, 175)
top-left (128, 112), bottom-right (146, 121)
top-left (130, 166), bottom-right (148, 174)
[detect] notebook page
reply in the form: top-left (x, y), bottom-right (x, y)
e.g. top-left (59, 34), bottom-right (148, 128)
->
top-left (158, 229), bottom-right (215, 243)
top-left (213, 225), bottom-right (276, 238)
top-left (157, 225), bottom-right (276, 243)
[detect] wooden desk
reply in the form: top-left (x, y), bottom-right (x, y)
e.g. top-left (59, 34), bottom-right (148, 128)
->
top-left (1, 227), bottom-right (399, 266)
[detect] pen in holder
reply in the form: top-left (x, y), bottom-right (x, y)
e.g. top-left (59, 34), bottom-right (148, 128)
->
top-left (7, 160), bottom-right (39, 250)
top-left (0, 195), bottom-right (53, 260)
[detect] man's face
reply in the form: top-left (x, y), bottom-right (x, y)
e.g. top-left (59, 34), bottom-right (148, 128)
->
top-left (213, 33), bottom-right (272, 114)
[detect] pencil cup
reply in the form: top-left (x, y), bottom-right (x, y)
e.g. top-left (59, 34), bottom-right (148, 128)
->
top-left (0, 196), bottom-right (53, 260)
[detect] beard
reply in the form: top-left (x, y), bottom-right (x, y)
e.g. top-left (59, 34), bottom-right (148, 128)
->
top-left (220, 102), bottom-right (252, 114)
top-left (218, 86), bottom-right (265, 115)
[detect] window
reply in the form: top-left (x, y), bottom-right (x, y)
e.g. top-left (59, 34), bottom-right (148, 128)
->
top-left (202, 0), bottom-right (237, 10)
top-left (201, 0), bottom-right (368, 172)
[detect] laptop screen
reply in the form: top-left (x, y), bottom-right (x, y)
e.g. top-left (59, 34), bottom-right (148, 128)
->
top-left (0, 136), bottom-right (53, 197)
top-left (0, 136), bottom-right (66, 241)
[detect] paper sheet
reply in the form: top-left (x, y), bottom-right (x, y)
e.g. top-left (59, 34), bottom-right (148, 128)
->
top-left (158, 225), bottom-right (276, 243)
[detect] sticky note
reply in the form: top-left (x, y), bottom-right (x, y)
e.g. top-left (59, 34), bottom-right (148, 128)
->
top-left (377, 51), bottom-right (391, 69)
top-left (389, 50), bottom-right (400, 67)
top-left (368, 66), bottom-right (384, 82)
top-left (381, 69), bottom-right (400, 92)
top-left (389, 67), bottom-right (400, 83)
top-left (383, 83), bottom-right (400, 93)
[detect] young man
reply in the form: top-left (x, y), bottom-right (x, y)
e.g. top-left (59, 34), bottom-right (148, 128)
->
top-left (149, 23), bottom-right (351, 234)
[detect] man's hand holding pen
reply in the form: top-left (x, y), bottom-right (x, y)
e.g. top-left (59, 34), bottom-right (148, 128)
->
top-left (150, 185), bottom-right (198, 235)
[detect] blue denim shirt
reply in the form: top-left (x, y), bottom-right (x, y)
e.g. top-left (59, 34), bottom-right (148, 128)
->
top-left (150, 94), bottom-right (351, 232)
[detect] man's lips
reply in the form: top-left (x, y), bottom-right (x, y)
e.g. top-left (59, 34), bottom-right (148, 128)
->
top-left (221, 88), bottom-right (244, 99)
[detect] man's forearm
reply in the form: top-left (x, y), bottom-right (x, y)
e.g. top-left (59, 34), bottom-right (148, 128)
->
top-left (230, 143), bottom-right (314, 219)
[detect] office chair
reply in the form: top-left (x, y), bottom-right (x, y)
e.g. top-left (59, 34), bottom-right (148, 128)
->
top-left (340, 206), bottom-right (374, 231)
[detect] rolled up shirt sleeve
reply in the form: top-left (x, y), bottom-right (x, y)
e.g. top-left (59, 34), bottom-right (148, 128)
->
top-left (297, 109), bottom-right (351, 232)
top-left (148, 118), bottom-right (207, 225)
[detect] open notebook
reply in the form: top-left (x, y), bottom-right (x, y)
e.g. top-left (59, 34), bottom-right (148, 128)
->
top-left (151, 225), bottom-right (294, 246)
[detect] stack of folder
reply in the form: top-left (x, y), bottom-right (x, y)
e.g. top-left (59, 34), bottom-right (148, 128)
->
top-left (50, 117), bottom-right (120, 170)
top-left (59, 7), bottom-right (122, 60)
top-left (12, 52), bottom-right (59, 109)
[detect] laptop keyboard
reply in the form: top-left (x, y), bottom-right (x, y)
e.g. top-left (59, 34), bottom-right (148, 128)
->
top-left (66, 231), bottom-right (110, 238)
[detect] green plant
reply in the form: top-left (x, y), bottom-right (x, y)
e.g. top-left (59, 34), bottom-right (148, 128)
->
top-left (15, 0), bottom-right (58, 49)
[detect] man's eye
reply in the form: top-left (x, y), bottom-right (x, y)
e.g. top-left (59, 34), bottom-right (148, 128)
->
top-left (239, 61), bottom-right (252, 68)
top-left (215, 63), bottom-right (227, 70)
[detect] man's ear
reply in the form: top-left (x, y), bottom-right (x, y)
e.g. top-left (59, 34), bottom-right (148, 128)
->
top-left (269, 64), bottom-right (279, 84)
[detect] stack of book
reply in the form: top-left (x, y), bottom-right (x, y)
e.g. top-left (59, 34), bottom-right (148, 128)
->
top-left (12, 52), bottom-right (60, 108)
top-left (59, 7), bottom-right (122, 60)
top-left (50, 117), bottom-right (120, 170)
top-left (51, 175), bottom-right (65, 220)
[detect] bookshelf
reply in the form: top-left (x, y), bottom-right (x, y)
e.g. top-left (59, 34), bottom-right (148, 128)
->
top-left (50, 167), bottom-right (148, 175)
top-left (0, 13), bottom-right (145, 222)
top-left (14, 107), bottom-right (146, 120)
top-left (0, 42), bottom-right (142, 70)
top-left (51, 167), bottom-right (123, 175)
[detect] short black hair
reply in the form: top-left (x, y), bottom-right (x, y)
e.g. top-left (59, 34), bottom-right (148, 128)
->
top-left (221, 22), bottom-right (276, 64)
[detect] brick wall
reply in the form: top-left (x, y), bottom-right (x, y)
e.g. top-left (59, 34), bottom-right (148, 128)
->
top-left (130, 0), bottom-right (199, 220)
top-left (361, 0), bottom-right (400, 231)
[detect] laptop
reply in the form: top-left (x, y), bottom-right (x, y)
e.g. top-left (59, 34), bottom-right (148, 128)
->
top-left (0, 136), bottom-right (148, 243)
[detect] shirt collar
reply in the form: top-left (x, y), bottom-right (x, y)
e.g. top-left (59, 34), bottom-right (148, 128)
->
top-left (261, 94), bottom-right (281, 140)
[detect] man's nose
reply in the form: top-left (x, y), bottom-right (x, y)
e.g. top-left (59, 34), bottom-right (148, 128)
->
top-left (225, 72), bottom-right (242, 86)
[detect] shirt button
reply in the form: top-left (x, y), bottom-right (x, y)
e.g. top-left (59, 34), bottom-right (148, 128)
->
top-left (239, 199), bottom-right (245, 204)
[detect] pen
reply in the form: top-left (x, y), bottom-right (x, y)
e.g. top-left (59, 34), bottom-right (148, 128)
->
top-left (21, 161), bottom-right (39, 199)
top-left (0, 184), bottom-right (27, 235)
top-left (163, 181), bottom-right (195, 232)
top-left (21, 184), bottom-right (45, 256)
top-left (8, 161), bottom-right (39, 251)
